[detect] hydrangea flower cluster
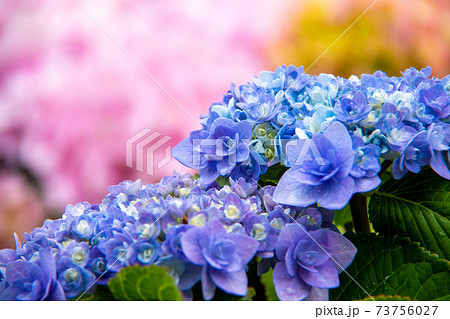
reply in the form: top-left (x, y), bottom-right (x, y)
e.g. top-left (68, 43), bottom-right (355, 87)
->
top-left (0, 172), bottom-right (356, 301)
top-left (173, 66), bottom-right (450, 209)
top-left (2, 65), bottom-right (447, 301)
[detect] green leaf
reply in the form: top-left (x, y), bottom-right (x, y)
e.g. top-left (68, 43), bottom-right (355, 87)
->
top-left (334, 204), bottom-right (354, 233)
top-left (215, 176), bottom-right (230, 187)
top-left (330, 233), bottom-right (450, 301)
top-left (369, 167), bottom-right (450, 259)
top-left (361, 295), bottom-right (411, 301)
top-left (190, 281), bottom-right (254, 300)
top-left (260, 268), bottom-right (279, 301)
top-left (259, 163), bottom-right (288, 186)
top-left (71, 285), bottom-right (117, 301)
top-left (107, 265), bottom-right (183, 301)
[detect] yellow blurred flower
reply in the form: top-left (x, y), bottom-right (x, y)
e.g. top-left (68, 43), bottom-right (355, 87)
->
top-left (269, 0), bottom-right (449, 77)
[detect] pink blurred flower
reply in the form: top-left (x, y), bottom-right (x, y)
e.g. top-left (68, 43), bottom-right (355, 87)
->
top-left (0, 172), bottom-right (44, 248)
top-left (0, 0), bottom-right (295, 214)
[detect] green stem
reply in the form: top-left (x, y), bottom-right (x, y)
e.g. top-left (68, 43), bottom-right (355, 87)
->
top-left (247, 259), bottom-right (266, 301)
top-left (348, 160), bottom-right (392, 233)
top-left (349, 193), bottom-right (370, 233)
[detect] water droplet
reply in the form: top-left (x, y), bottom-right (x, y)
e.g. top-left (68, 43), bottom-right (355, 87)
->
top-left (438, 232), bottom-right (445, 238)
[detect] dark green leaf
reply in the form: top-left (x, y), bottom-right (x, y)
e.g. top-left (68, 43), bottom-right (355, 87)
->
top-left (334, 204), bottom-right (354, 233)
top-left (330, 233), bottom-right (450, 301)
top-left (71, 285), bottom-right (117, 301)
top-left (190, 281), bottom-right (254, 301)
top-left (361, 295), bottom-right (411, 301)
top-left (260, 268), bottom-right (279, 301)
top-left (369, 167), bottom-right (450, 259)
top-left (107, 265), bottom-right (182, 301)
top-left (259, 163), bottom-right (288, 186)
top-left (215, 176), bottom-right (230, 187)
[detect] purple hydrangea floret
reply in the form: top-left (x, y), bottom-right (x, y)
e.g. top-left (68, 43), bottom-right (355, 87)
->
top-left (172, 118), bottom-right (252, 185)
top-left (0, 247), bottom-right (65, 301)
top-left (180, 219), bottom-right (259, 300)
top-left (273, 224), bottom-right (356, 301)
top-left (273, 122), bottom-right (380, 209)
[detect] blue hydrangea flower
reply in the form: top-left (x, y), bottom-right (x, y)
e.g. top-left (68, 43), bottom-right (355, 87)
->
top-left (273, 224), bottom-right (356, 301)
top-left (3, 65), bottom-right (450, 301)
top-left (56, 257), bottom-right (96, 299)
top-left (284, 67), bottom-right (311, 105)
top-left (180, 219), bottom-right (259, 300)
top-left (244, 213), bottom-right (278, 258)
top-left (158, 225), bottom-right (203, 291)
top-left (296, 207), bottom-right (338, 232)
top-left (230, 150), bottom-right (268, 182)
top-left (284, 65), bottom-right (310, 92)
top-left (156, 256), bottom-right (203, 294)
top-left (104, 179), bottom-right (144, 206)
top-left (69, 214), bottom-right (97, 241)
top-left (64, 202), bottom-right (91, 218)
top-left (0, 248), bottom-right (65, 301)
top-left (392, 131), bottom-right (432, 179)
top-left (156, 171), bottom-right (198, 197)
top-left (271, 104), bottom-right (295, 130)
top-left (172, 118), bottom-right (252, 185)
top-left (303, 105), bottom-right (336, 134)
top-left (259, 185), bottom-right (303, 219)
top-left (16, 233), bottom-right (60, 263)
top-left (274, 122), bottom-right (298, 166)
top-left (127, 240), bottom-right (160, 266)
top-left (273, 122), bottom-right (359, 210)
top-left (162, 225), bottom-right (194, 260)
top-left (267, 207), bottom-right (291, 232)
top-left (386, 124), bottom-right (419, 153)
top-left (58, 241), bottom-right (90, 268)
top-left (253, 65), bottom-right (286, 91)
top-left (127, 208), bottom-right (160, 240)
top-left (334, 90), bottom-right (372, 124)
top-left (246, 89), bottom-right (284, 123)
top-left (418, 83), bottom-right (450, 120)
top-left (350, 136), bottom-right (382, 192)
top-left (174, 65), bottom-right (450, 187)
top-left (0, 249), bottom-right (18, 271)
top-left (401, 66), bottom-right (432, 88)
top-left (221, 192), bottom-right (249, 223)
top-left (360, 71), bottom-right (394, 107)
top-left (427, 122), bottom-right (450, 179)
top-left (98, 232), bottom-right (134, 272)
top-left (86, 247), bottom-right (110, 285)
top-left (229, 177), bottom-right (258, 198)
top-left (0, 169), bottom-right (352, 301)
